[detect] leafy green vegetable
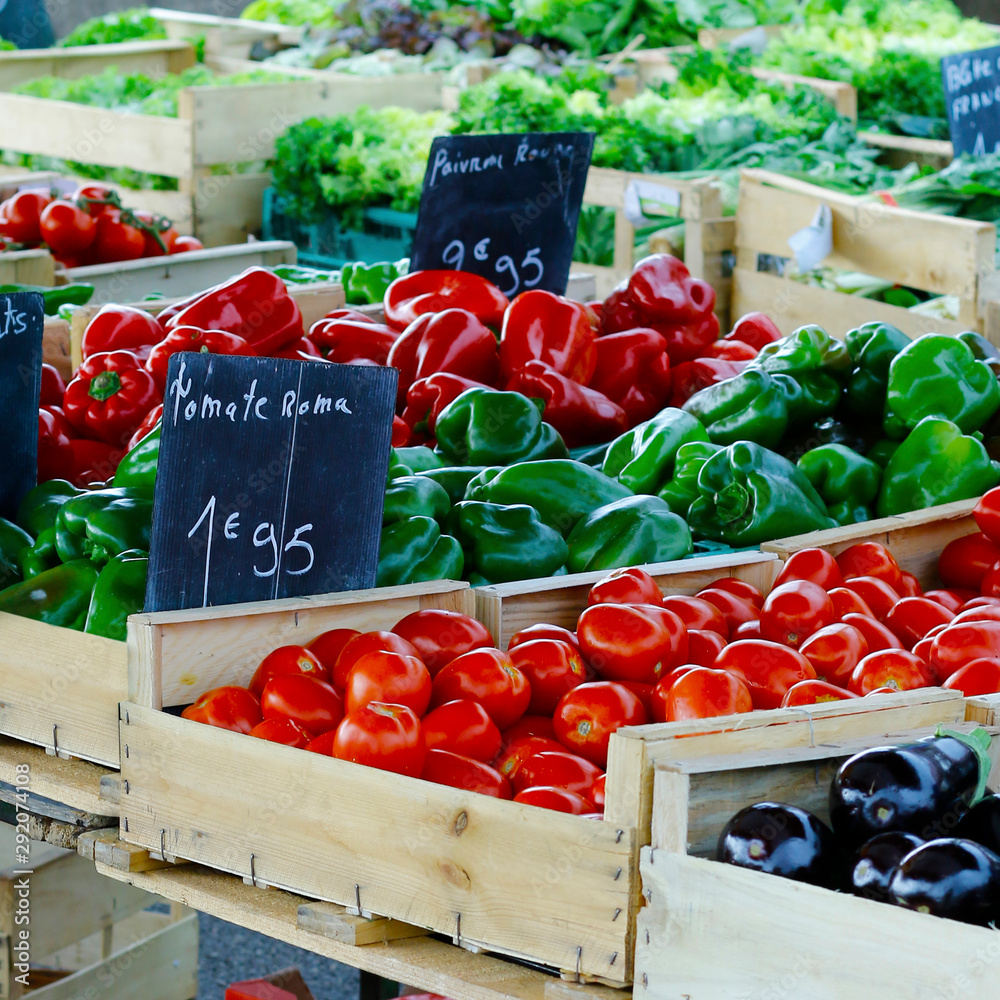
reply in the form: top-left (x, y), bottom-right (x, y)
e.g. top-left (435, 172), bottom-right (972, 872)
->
top-left (241, 0), bottom-right (341, 27)
top-left (57, 8), bottom-right (166, 47)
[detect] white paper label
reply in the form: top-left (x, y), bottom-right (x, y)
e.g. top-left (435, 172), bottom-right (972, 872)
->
top-left (728, 26), bottom-right (770, 55)
top-left (624, 180), bottom-right (682, 227)
top-left (787, 204), bottom-right (833, 272)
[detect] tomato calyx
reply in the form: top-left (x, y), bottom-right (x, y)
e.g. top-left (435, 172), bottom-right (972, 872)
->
top-left (76, 189), bottom-right (175, 254)
top-left (87, 370), bottom-right (122, 401)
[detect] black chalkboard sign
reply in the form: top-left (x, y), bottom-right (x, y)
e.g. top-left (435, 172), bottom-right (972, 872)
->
top-left (941, 46), bottom-right (1000, 156)
top-left (145, 354), bottom-right (397, 613)
top-left (410, 132), bottom-right (595, 297)
top-left (0, 292), bottom-right (44, 520)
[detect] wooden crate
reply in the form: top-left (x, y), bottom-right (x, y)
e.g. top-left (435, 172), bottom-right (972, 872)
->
top-left (476, 551), bottom-right (779, 651)
top-left (150, 6), bottom-right (304, 57)
top-left (0, 249), bottom-right (54, 287)
top-left (762, 498), bottom-right (978, 589)
top-left (633, 719), bottom-right (1000, 1000)
top-left (859, 130), bottom-right (954, 171)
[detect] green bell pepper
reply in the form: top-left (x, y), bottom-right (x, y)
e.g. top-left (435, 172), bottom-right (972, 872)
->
top-left (387, 450), bottom-right (413, 481)
top-left (867, 439), bottom-right (900, 469)
top-left (54, 488), bottom-right (154, 566)
top-left (843, 322), bottom-right (911, 419)
top-left (601, 408), bottom-right (708, 495)
top-left (464, 460), bottom-right (634, 536)
top-left (270, 264), bottom-right (337, 284)
top-left (393, 446), bottom-right (446, 474)
top-left (682, 369), bottom-right (791, 449)
top-left (749, 324), bottom-right (852, 378)
top-left (417, 466), bottom-right (489, 505)
top-left (884, 335), bottom-right (1000, 439)
top-left (566, 495), bottom-right (692, 574)
top-left (0, 559), bottom-right (100, 630)
top-left (687, 442), bottom-right (837, 545)
top-left (16, 480), bottom-right (83, 536)
top-left (656, 441), bottom-right (724, 516)
top-left (783, 371), bottom-right (842, 424)
top-left (0, 518), bottom-right (32, 589)
top-left (434, 389), bottom-right (568, 467)
top-left (383, 476), bottom-right (451, 525)
top-left (342, 261), bottom-right (402, 305)
top-left (377, 516), bottom-right (464, 587)
top-left (19, 526), bottom-right (59, 580)
top-left (113, 424), bottom-right (160, 488)
top-left (958, 330), bottom-right (1000, 373)
top-left (84, 549), bottom-right (148, 641)
top-left (875, 416), bottom-right (1000, 517)
top-left (797, 444), bottom-right (881, 527)
top-left (0, 282), bottom-right (94, 315)
top-left (448, 501), bottom-right (568, 584)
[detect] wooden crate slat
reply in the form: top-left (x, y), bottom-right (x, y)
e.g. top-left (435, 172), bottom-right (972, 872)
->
top-left (748, 67), bottom-right (857, 119)
top-left (0, 248), bottom-right (54, 286)
top-left (0, 738), bottom-right (114, 817)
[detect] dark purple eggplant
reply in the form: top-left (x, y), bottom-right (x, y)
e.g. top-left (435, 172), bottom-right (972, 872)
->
top-left (849, 831), bottom-right (924, 902)
top-left (717, 802), bottom-right (844, 890)
top-left (889, 838), bottom-right (1000, 926)
top-left (829, 731), bottom-right (993, 849)
top-left (954, 793), bottom-right (1000, 855)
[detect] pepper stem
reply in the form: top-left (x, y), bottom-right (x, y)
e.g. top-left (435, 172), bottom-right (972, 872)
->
top-left (714, 482), bottom-right (749, 523)
top-left (89, 370), bottom-right (122, 401)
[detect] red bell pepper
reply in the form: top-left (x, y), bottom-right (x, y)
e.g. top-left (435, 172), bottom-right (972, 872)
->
top-left (392, 415), bottom-right (410, 448)
top-left (128, 403), bottom-right (163, 450)
top-left (627, 254), bottom-right (716, 324)
top-left (727, 312), bottom-right (781, 350)
top-left (669, 357), bottom-right (749, 408)
top-left (81, 305), bottom-right (164, 362)
top-left (307, 318), bottom-right (398, 365)
top-left (499, 289), bottom-right (597, 384)
top-left (40, 363), bottom-right (66, 407)
top-left (68, 439), bottom-right (123, 487)
top-left (708, 339), bottom-right (757, 361)
top-left (386, 309), bottom-right (500, 410)
top-left (589, 328), bottom-right (671, 425)
top-left (505, 360), bottom-right (628, 447)
top-left (650, 310), bottom-right (721, 365)
top-left (63, 350), bottom-right (162, 446)
top-left (164, 267), bottom-right (303, 356)
top-left (272, 337), bottom-right (322, 360)
top-left (384, 270), bottom-right (509, 332)
top-left (321, 308), bottom-right (377, 323)
top-left (38, 407), bottom-right (75, 482)
top-left (602, 283), bottom-right (646, 334)
top-left (144, 326), bottom-right (255, 389)
top-left (973, 486), bottom-right (1000, 546)
top-left (401, 372), bottom-right (492, 441)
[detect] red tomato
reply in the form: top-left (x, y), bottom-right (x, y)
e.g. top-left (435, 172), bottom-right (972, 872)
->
top-left (552, 681), bottom-right (647, 767)
top-left (507, 623), bottom-right (580, 654)
top-left (171, 235), bottom-right (203, 253)
top-left (132, 209), bottom-right (178, 257)
top-left (576, 603), bottom-right (686, 684)
top-left (391, 609), bottom-right (493, 676)
top-left (912, 625), bottom-right (949, 665)
top-left (345, 650), bottom-right (431, 717)
top-left (587, 567), bottom-right (662, 607)
top-left (732, 619), bottom-right (762, 640)
top-left (333, 702), bottom-right (425, 776)
top-left (938, 533), bottom-right (1000, 590)
top-left (981, 561), bottom-right (1000, 598)
top-left (494, 736), bottom-right (564, 781)
top-left (829, 587), bottom-right (874, 618)
top-left (836, 542), bottom-right (903, 591)
top-left (508, 639), bottom-right (587, 714)
top-left (248, 644), bottom-right (326, 698)
top-left (333, 630), bottom-right (419, 690)
top-left (73, 183), bottom-right (117, 214)
top-left (616, 680), bottom-right (655, 718)
top-left (798, 623), bottom-right (869, 688)
top-left (897, 572), bottom-right (922, 599)
top-left (650, 666), bottom-right (699, 721)
top-left (708, 577), bottom-right (764, 609)
top-left (773, 548), bottom-right (843, 591)
top-left (929, 621), bottom-right (1000, 681)
top-left (663, 667), bottom-right (752, 722)
top-left (952, 605), bottom-right (1000, 626)
top-left (974, 488), bottom-right (1000, 546)
top-left (841, 577), bottom-right (901, 621)
top-left (590, 773), bottom-right (606, 810)
top-left (760, 580), bottom-right (837, 648)
top-left (305, 628), bottom-right (360, 674)
top-left (695, 589), bottom-right (760, 632)
top-left (2, 190), bottom-right (51, 244)
top-left (883, 597), bottom-right (955, 650)
top-left (91, 209), bottom-right (144, 263)
top-left (248, 717), bottom-right (312, 748)
top-left (422, 699), bottom-right (501, 762)
top-left (840, 612), bottom-right (904, 653)
top-left (261, 675), bottom-right (344, 735)
top-left (430, 648), bottom-right (530, 729)
top-left (513, 786), bottom-right (594, 813)
top-left (849, 650), bottom-right (934, 695)
top-left (512, 751), bottom-right (603, 797)
top-left (714, 640), bottom-right (815, 710)
top-left (181, 686), bottom-right (262, 734)
top-left (963, 597), bottom-right (1000, 609)
top-left (686, 628), bottom-right (727, 667)
top-left (661, 595), bottom-right (728, 637)
top-left (923, 590), bottom-right (974, 614)
top-left (501, 715), bottom-right (556, 745)
top-left (421, 749), bottom-right (511, 798)
top-left (39, 199), bottom-right (97, 254)
top-left (304, 730), bottom-right (337, 755)
top-left (942, 657), bottom-right (1000, 696)
top-left (781, 679), bottom-right (857, 707)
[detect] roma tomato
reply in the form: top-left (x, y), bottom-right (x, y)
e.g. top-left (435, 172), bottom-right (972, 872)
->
top-left (849, 650), bottom-right (934, 695)
top-left (391, 609), bottom-right (493, 676)
top-left (942, 657), bottom-right (1000, 696)
top-left (952, 605), bottom-right (1000, 625)
top-left (650, 666), bottom-right (699, 721)
top-left (248, 717), bottom-right (312, 748)
top-left (836, 542), bottom-right (903, 591)
top-left (897, 572), bottom-right (922, 599)
top-left (695, 589), bottom-right (760, 632)
top-left (929, 621), bottom-right (1000, 681)
top-left (714, 640), bottom-right (815, 710)
top-left (840, 612), bottom-right (904, 653)
top-left (980, 562), bottom-right (1000, 598)
top-left (732, 619), bottom-right (762, 640)
top-left (829, 587), bottom-right (874, 618)
top-left (552, 681), bottom-right (647, 767)
top-left (512, 787), bottom-right (594, 814)
top-left (923, 590), bottom-right (974, 614)
top-left (883, 597), bottom-right (955, 650)
top-left (305, 628), bottom-right (360, 674)
top-left (616, 680), bottom-right (654, 718)
top-left (181, 686), bottom-right (261, 734)
top-left (421, 749), bottom-right (511, 798)
top-left (773, 548), bottom-right (843, 591)
top-left (587, 567), bottom-right (662, 607)
top-left (304, 730), bottom-right (337, 755)
top-left (662, 667), bottom-right (752, 722)
top-left (661, 595), bottom-right (728, 637)
top-left (781, 679), bottom-right (857, 707)
top-left (345, 650), bottom-right (431, 716)
top-left (248, 644), bottom-right (326, 698)
top-left (39, 200), bottom-right (96, 255)
top-left (422, 699), bottom-right (501, 762)
top-left (576, 603), bottom-right (686, 684)
top-left (798, 623), bottom-right (869, 688)
top-left (430, 648), bottom-right (530, 730)
top-left (938, 533), bottom-right (1000, 590)
top-left (261, 675), bottom-right (344, 734)
top-left (686, 628), bottom-right (727, 667)
top-left (507, 623), bottom-right (580, 654)
top-left (493, 736), bottom-right (564, 781)
top-left (759, 580), bottom-right (836, 648)
top-left (501, 715), bottom-right (556, 745)
top-left (333, 630), bottom-right (419, 690)
top-left (912, 625), bottom-right (949, 665)
top-left (333, 702), bottom-right (425, 776)
top-left (973, 488), bottom-right (1000, 546)
top-left (512, 751), bottom-right (602, 797)
top-left (840, 577), bottom-right (901, 621)
top-left (2, 190), bottom-right (51, 244)
top-left (708, 577), bottom-right (764, 609)
top-left (508, 639), bottom-right (587, 714)
top-left (590, 773), bottom-right (606, 810)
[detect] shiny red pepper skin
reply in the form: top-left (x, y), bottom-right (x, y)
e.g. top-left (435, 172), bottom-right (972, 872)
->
top-left (402, 372), bottom-right (492, 441)
top-left (40, 364), bottom-right (66, 407)
top-left (144, 326), bottom-right (255, 389)
top-left (499, 289), bottom-right (597, 384)
top-left (384, 270), bottom-right (509, 333)
top-left (708, 339), bottom-right (757, 361)
top-left (164, 266), bottom-right (303, 356)
top-left (505, 360), bottom-right (628, 447)
top-left (669, 357), bottom-right (749, 408)
top-left (602, 283), bottom-right (647, 334)
top-left (63, 350), bottom-right (162, 446)
top-left (589, 328), bottom-right (671, 425)
top-left (727, 312), bottom-right (781, 350)
top-left (307, 318), bottom-right (398, 365)
top-left (127, 404), bottom-right (163, 451)
top-left (321, 308), bottom-right (376, 324)
top-left (37, 407), bottom-right (75, 482)
top-left (81, 305), bottom-right (163, 362)
top-left (649, 311), bottom-right (721, 365)
top-left (386, 309), bottom-right (500, 410)
top-left (392, 415), bottom-right (410, 447)
top-left (627, 254), bottom-right (716, 324)
top-left (272, 337), bottom-right (323, 361)
top-left (67, 439), bottom-right (123, 487)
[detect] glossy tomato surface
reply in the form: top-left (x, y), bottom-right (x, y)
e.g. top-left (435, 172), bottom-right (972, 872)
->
top-left (552, 681), bottom-right (647, 767)
top-left (332, 702), bottom-right (425, 776)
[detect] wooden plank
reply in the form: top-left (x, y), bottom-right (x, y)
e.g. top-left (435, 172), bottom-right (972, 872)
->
top-left (297, 901), bottom-right (426, 946)
top-left (193, 171), bottom-right (272, 246)
top-left (42, 318), bottom-right (71, 381)
top-left (859, 130), bottom-right (954, 170)
top-left (77, 831), bottom-right (179, 874)
top-left (748, 68), bottom-right (857, 119)
top-left (119, 704), bottom-right (635, 983)
top-left (697, 25), bottom-right (788, 47)
top-left (966, 693), bottom-right (1000, 726)
top-left (0, 249), bottom-right (54, 286)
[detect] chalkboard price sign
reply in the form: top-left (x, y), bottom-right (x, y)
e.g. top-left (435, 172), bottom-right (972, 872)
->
top-left (0, 291), bottom-right (44, 520)
top-left (941, 45), bottom-right (1000, 156)
top-left (145, 354), bottom-right (397, 613)
top-left (410, 132), bottom-right (595, 297)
